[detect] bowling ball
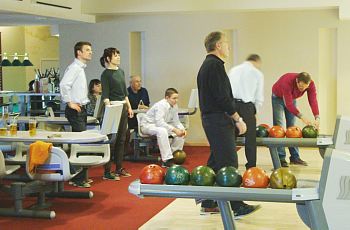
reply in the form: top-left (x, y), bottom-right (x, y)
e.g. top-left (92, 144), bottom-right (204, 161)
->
top-left (270, 168), bottom-right (297, 189)
top-left (190, 166), bottom-right (216, 186)
top-left (173, 150), bottom-right (186, 165)
top-left (165, 165), bottom-right (190, 185)
top-left (269, 126), bottom-right (285, 138)
top-left (242, 167), bottom-right (269, 188)
top-left (256, 125), bottom-right (269, 137)
top-left (302, 125), bottom-right (318, 138)
top-left (286, 126), bottom-right (302, 138)
top-left (216, 166), bottom-right (242, 187)
top-left (139, 164), bottom-right (165, 184)
top-left (258, 123), bottom-right (271, 131)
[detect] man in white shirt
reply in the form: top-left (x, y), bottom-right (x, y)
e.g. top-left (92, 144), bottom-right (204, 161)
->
top-left (59, 41), bottom-right (92, 188)
top-left (140, 88), bottom-right (186, 167)
top-left (228, 54), bottom-right (264, 169)
top-left (60, 41), bottom-right (92, 132)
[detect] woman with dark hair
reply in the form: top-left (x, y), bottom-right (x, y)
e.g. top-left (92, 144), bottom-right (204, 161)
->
top-left (100, 47), bottom-right (134, 181)
top-left (86, 79), bottom-right (102, 116)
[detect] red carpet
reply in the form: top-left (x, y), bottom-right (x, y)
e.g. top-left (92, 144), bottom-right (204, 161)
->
top-left (0, 146), bottom-right (210, 230)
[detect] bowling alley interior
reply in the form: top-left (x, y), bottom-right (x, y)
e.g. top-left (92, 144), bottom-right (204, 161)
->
top-left (0, 1), bottom-right (349, 230)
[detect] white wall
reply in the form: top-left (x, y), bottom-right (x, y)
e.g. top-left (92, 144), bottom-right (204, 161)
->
top-left (60, 9), bottom-right (345, 144)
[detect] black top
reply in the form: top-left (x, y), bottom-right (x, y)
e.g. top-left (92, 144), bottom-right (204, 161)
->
top-left (127, 87), bottom-right (150, 109)
top-left (101, 68), bottom-right (128, 101)
top-left (197, 54), bottom-right (237, 116)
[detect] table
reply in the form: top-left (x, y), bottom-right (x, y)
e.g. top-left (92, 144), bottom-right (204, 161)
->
top-left (0, 130), bottom-right (106, 144)
top-left (15, 116), bottom-right (98, 125)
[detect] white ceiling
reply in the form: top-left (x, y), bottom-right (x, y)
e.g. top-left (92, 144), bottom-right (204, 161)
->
top-left (0, 11), bottom-right (84, 26)
top-left (0, 0), bottom-right (348, 26)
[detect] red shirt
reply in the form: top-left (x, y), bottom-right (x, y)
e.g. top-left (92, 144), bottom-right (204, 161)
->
top-left (272, 73), bottom-right (319, 117)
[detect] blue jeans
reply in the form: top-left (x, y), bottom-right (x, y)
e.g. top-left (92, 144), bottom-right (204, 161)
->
top-left (271, 95), bottom-right (300, 160)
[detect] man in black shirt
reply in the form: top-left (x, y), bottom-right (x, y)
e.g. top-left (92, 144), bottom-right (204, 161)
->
top-left (197, 31), bottom-right (261, 218)
top-left (127, 75), bottom-right (150, 129)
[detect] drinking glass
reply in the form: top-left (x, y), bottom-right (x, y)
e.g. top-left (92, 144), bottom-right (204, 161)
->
top-left (2, 105), bottom-right (9, 120)
top-left (0, 119), bottom-right (7, 136)
top-left (9, 118), bottom-right (17, 136)
top-left (29, 117), bottom-right (37, 137)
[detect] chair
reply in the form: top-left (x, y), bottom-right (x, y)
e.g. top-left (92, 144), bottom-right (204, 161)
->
top-left (125, 113), bottom-right (160, 162)
top-left (69, 104), bottom-right (124, 181)
top-left (4, 142), bottom-right (29, 164)
top-left (26, 146), bottom-right (81, 182)
top-left (0, 150), bottom-right (20, 178)
top-left (178, 88), bottom-right (199, 129)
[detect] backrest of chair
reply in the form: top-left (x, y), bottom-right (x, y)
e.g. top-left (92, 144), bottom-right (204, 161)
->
top-left (100, 104), bottom-right (123, 135)
top-left (0, 150), bottom-right (6, 177)
top-left (26, 147), bottom-right (71, 181)
top-left (136, 113), bottom-right (149, 137)
top-left (93, 95), bottom-right (102, 118)
top-left (188, 88), bottom-right (199, 109)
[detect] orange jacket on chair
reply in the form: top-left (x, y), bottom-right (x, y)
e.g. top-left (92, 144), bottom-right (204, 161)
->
top-left (29, 141), bottom-right (53, 174)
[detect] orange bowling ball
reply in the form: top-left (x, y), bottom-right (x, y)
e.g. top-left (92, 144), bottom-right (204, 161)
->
top-left (269, 126), bottom-right (285, 138)
top-left (286, 126), bottom-right (302, 138)
top-left (242, 167), bottom-right (270, 188)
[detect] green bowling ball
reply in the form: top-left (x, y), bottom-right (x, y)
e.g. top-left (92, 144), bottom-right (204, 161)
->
top-left (302, 125), bottom-right (318, 138)
top-left (190, 166), bottom-right (216, 186)
top-left (256, 125), bottom-right (269, 137)
top-left (165, 165), bottom-right (190, 185)
top-left (216, 166), bottom-right (242, 187)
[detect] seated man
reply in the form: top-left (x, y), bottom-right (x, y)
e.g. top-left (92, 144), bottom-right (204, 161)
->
top-left (140, 88), bottom-right (186, 167)
top-left (127, 75), bottom-right (150, 130)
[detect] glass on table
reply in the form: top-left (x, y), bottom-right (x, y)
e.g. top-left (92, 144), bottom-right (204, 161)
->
top-left (2, 105), bottom-right (9, 120)
top-left (9, 117), bottom-right (17, 136)
top-left (29, 117), bottom-right (37, 137)
top-left (0, 119), bottom-right (8, 136)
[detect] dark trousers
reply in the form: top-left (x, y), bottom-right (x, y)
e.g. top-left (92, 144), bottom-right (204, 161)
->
top-left (105, 104), bottom-right (128, 172)
top-left (200, 113), bottom-right (244, 210)
top-left (65, 105), bottom-right (87, 182)
top-left (65, 105), bottom-right (87, 132)
top-left (236, 101), bottom-right (257, 169)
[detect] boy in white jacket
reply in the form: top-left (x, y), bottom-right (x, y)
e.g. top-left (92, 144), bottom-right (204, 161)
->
top-left (140, 88), bottom-right (187, 167)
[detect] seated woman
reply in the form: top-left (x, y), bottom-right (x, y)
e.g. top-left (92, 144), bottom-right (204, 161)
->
top-left (86, 79), bottom-right (102, 116)
top-left (140, 88), bottom-right (187, 167)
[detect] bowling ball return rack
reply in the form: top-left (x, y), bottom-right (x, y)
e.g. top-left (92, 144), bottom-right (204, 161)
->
top-left (129, 116), bottom-right (350, 229)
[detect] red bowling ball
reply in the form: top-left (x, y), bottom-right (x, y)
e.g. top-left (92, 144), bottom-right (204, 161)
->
top-left (139, 164), bottom-right (165, 184)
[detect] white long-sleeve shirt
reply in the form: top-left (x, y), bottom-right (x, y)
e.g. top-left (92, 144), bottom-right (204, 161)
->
top-left (141, 99), bottom-right (184, 133)
top-left (228, 61), bottom-right (264, 112)
top-left (60, 58), bottom-right (89, 105)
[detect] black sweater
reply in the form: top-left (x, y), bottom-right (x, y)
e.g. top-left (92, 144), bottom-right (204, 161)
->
top-left (197, 54), bottom-right (237, 116)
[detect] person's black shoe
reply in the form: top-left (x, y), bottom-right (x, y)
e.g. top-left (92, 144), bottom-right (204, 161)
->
top-left (290, 157), bottom-right (308, 166)
top-left (233, 204), bottom-right (261, 219)
top-left (161, 159), bottom-right (174, 168)
top-left (280, 159), bottom-right (289, 167)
